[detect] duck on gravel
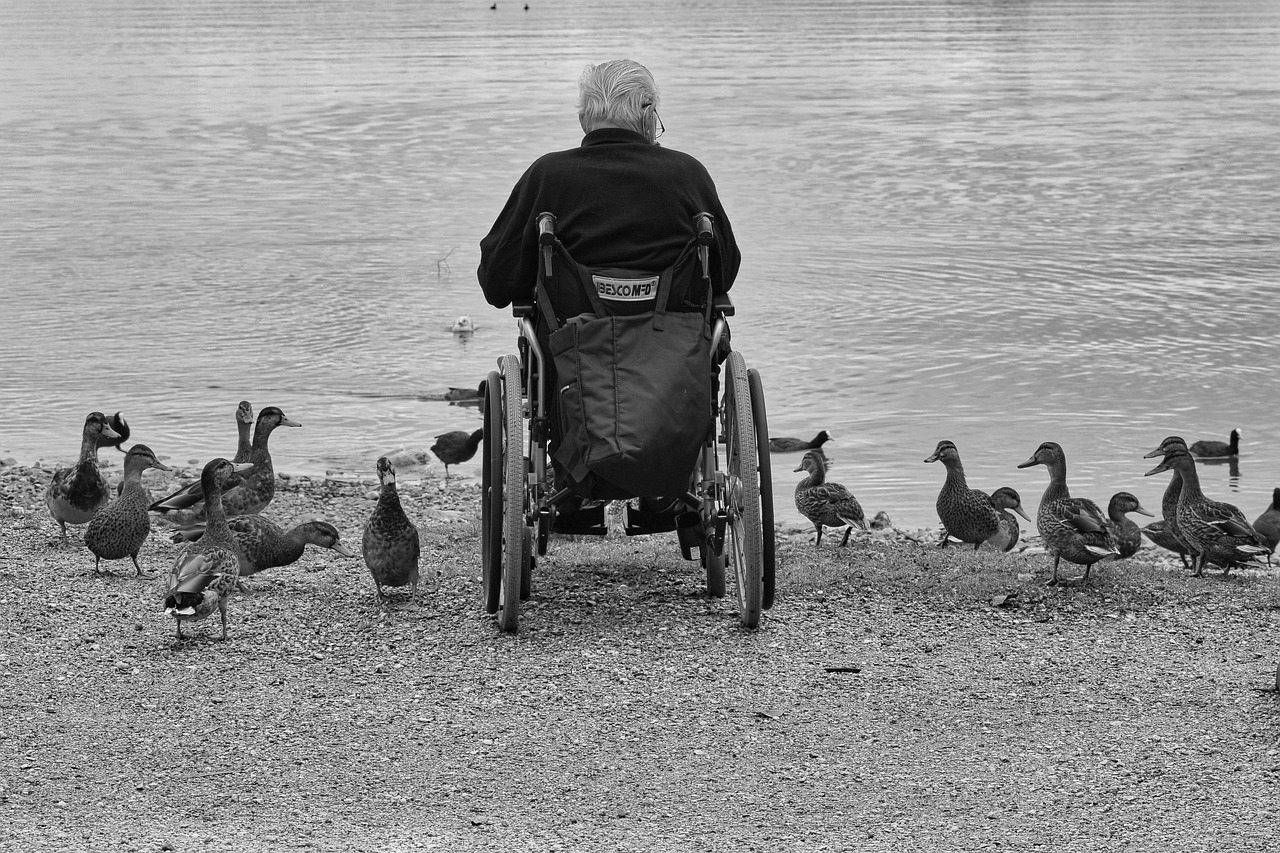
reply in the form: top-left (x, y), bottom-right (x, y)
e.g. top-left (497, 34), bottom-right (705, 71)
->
top-left (151, 405), bottom-right (300, 522)
top-left (430, 428), bottom-right (484, 480)
top-left (1144, 443), bottom-right (1268, 578)
top-left (45, 411), bottom-right (122, 545)
top-left (363, 456), bottom-right (421, 601)
top-left (984, 486), bottom-right (1031, 552)
top-left (1105, 491), bottom-right (1154, 560)
top-left (925, 440), bottom-right (1000, 550)
top-left (1140, 520), bottom-right (1193, 570)
top-left (1017, 441), bottom-right (1119, 585)
top-left (231, 401), bottom-right (255, 464)
top-left (84, 444), bottom-right (171, 575)
top-left (170, 517), bottom-right (355, 582)
top-left (1189, 428), bottom-right (1241, 459)
top-left (1141, 436), bottom-right (1195, 568)
top-left (162, 458), bottom-right (254, 641)
top-left (769, 430), bottom-right (831, 454)
top-left (793, 449), bottom-right (866, 547)
top-left (1253, 488), bottom-right (1280, 557)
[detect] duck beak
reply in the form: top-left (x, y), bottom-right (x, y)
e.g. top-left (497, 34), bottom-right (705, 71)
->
top-left (793, 463), bottom-right (804, 473)
top-left (1141, 447), bottom-right (1166, 459)
top-left (923, 452), bottom-right (939, 463)
top-left (232, 462), bottom-right (255, 475)
top-left (1013, 506), bottom-right (1032, 521)
top-left (101, 424), bottom-right (122, 440)
top-left (1015, 456), bottom-right (1038, 469)
top-left (1143, 460), bottom-right (1169, 477)
top-left (1133, 504), bottom-right (1155, 517)
top-left (153, 460), bottom-right (174, 472)
top-left (281, 418), bottom-right (302, 428)
top-left (331, 543), bottom-right (356, 558)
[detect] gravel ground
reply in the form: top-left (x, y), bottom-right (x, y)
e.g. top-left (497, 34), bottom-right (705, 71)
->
top-left (2, 461), bottom-right (1279, 852)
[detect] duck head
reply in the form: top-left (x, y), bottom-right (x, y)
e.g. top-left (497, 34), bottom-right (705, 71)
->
top-left (124, 444), bottom-right (172, 474)
top-left (200, 458), bottom-right (255, 492)
top-left (1108, 491), bottom-right (1153, 518)
top-left (256, 406), bottom-right (302, 431)
top-left (236, 401), bottom-right (254, 426)
top-left (85, 411), bottom-right (123, 445)
top-left (793, 450), bottom-right (825, 476)
top-left (1143, 445), bottom-right (1194, 477)
top-left (924, 440), bottom-right (959, 465)
top-left (376, 456), bottom-right (397, 486)
top-left (990, 486), bottom-right (1031, 520)
top-left (1142, 435), bottom-right (1187, 460)
top-left (1016, 441), bottom-right (1063, 470)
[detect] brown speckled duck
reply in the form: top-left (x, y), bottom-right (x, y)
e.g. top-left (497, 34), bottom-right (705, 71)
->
top-left (984, 486), bottom-right (1031, 553)
top-left (430, 428), bottom-right (484, 479)
top-left (1140, 520), bottom-right (1193, 570)
top-left (151, 406), bottom-right (300, 521)
top-left (1141, 436), bottom-right (1194, 568)
top-left (793, 450), bottom-right (866, 547)
top-left (84, 444), bottom-right (171, 575)
top-left (1105, 491), bottom-right (1153, 559)
top-left (770, 430), bottom-right (831, 454)
top-left (362, 457), bottom-right (421, 600)
top-left (1144, 444), bottom-right (1268, 577)
top-left (925, 440), bottom-right (1000, 550)
top-left (169, 516), bottom-right (355, 580)
top-left (1190, 428), bottom-right (1241, 459)
top-left (162, 458), bottom-right (254, 640)
top-left (45, 411), bottom-right (122, 544)
top-left (1253, 488), bottom-right (1280, 556)
top-left (232, 400), bottom-right (254, 464)
top-left (1017, 441), bottom-right (1119, 584)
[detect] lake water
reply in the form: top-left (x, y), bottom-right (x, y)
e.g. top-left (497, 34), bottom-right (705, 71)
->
top-left (3, 0), bottom-right (1279, 532)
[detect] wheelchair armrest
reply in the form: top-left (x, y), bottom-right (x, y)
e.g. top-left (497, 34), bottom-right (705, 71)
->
top-left (512, 299), bottom-right (535, 319)
top-left (713, 293), bottom-right (735, 317)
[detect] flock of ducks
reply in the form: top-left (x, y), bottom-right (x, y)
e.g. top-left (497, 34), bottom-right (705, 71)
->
top-left (40, 404), bottom-right (442, 642)
top-left (783, 428), bottom-right (1280, 586)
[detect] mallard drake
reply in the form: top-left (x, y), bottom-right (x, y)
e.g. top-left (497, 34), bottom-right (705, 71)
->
top-left (362, 457), bottom-right (421, 600)
top-left (770, 430), bottom-right (831, 454)
top-left (793, 450), bottom-right (865, 547)
top-left (1190, 428), bottom-right (1241, 458)
top-left (1144, 444), bottom-right (1268, 577)
top-left (170, 516), bottom-right (354, 579)
top-left (1017, 441), bottom-right (1118, 584)
top-left (84, 444), bottom-right (171, 574)
top-left (984, 486), bottom-right (1031, 553)
top-left (1253, 488), bottom-right (1280, 555)
top-left (162, 459), bottom-right (254, 640)
top-left (232, 401), bottom-right (254, 464)
top-left (45, 411), bottom-right (122, 544)
top-left (1140, 520), bottom-right (1193, 570)
top-left (430, 428), bottom-right (484, 479)
top-left (151, 405), bottom-right (300, 521)
top-left (925, 440), bottom-right (1000, 550)
top-left (98, 412), bottom-right (130, 453)
top-left (1105, 492), bottom-right (1154, 559)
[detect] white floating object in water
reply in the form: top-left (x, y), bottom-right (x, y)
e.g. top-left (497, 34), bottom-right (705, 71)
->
top-left (451, 315), bottom-right (475, 334)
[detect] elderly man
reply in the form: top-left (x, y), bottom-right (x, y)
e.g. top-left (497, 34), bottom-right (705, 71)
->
top-left (478, 58), bottom-right (740, 316)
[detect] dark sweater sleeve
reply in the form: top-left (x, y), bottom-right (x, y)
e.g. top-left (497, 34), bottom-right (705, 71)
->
top-left (477, 166), bottom-right (540, 310)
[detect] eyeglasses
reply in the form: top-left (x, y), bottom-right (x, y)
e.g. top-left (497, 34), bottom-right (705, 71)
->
top-left (643, 102), bottom-right (665, 140)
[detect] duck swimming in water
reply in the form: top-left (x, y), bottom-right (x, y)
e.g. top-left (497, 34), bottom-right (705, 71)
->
top-left (769, 430), bottom-right (831, 454)
top-left (1189, 428), bottom-right (1241, 459)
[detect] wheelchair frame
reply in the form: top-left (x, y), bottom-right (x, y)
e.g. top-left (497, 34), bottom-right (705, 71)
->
top-left (480, 212), bottom-right (775, 632)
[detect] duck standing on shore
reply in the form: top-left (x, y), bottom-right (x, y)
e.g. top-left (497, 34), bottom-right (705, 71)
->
top-left (984, 486), bottom-right (1031, 552)
top-left (46, 411), bottom-right (123, 545)
top-left (85, 444), bottom-right (171, 575)
top-left (793, 449), bottom-right (865, 547)
top-left (1017, 441), bottom-right (1119, 585)
top-left (170, 516), bottom-right (355, 582)
top-left (1253, 488), bottom-right (1280, 556)
top-left (363, 457), bottom-right (421, 601)
top-left (1105, 491), bottom-right (1154, 560)
top-left (162, 458), bottom-right (254, 641)
top-left (1144, 443), bottom-right (1268, 577)
top-left (925, 440), bottom-right (1000, 550)
top-left (1141, 436), bottom-right (1196, 569)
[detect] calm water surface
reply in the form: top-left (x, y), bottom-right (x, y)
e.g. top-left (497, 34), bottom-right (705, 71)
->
top-left (2, 0), bottom-right (1279, 531)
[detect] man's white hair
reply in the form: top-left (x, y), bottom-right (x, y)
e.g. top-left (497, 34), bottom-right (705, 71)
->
top-left (578, 59), bottom-right (660, 142)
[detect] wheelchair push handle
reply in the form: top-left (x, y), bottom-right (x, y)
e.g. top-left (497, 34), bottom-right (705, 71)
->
top-left (694, 212), bottom-right (714, 246)
top-left (537, 212), bottom-right (557, 278)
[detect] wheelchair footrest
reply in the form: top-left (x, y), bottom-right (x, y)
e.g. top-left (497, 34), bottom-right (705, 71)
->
top-left (550, 504), bottom-right (608, 536)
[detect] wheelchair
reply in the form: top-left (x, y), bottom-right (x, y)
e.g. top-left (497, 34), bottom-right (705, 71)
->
top-left (481, 212), bottom-right (775, 631)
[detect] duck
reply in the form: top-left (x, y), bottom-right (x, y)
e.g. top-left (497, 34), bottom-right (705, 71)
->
top-left (84, 444), bottom-right (171, 575)
top-left (444, 381), bottom-right (486, 402)
top-left (1144, 444), bottom-right (1268, 577)
top-left (1140, 520), bottom-right (1193, 570)
top-left (45, 411), bottom-right (123, 544)
top-left (1253, 488), bottom-right (1280, 555)
top-left (1105, 492), bottom-right (1154, 559)
top-left (1017, 441), bottom-right (1119, 584)
top-left (170, 516), bottom-right (355, 579)
top-left (1189, 428), bottom-right (1241, 458)
top-left (363, 457), bottom-right (421, 601)
top-left (984, 486), bottom-right (1031, 552)
top-left (769, 430), bottom-right (831, 454)
top-left (231, 400), bottom-right (255, 464)
top-left (151, 405), bottom-right (300, 521)
top-left (924, 440), bottom-right (1001, 549)
top-left (162, 458), bottom-right (254, 640)
top-left (98, 412), bottom-right (131, 453)
top-left (793, 450), bottom-right (866, 547)
top-left (430, 428), bottom-right (484, 479)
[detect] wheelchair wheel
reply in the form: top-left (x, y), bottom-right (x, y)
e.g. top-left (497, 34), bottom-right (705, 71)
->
top-left (497, 354), bottom-right (526, 632)
top-left (748, 367), bottom-right (776, 611)
top-left (480, 369), bottom-right (503, 615)
top-left (520, 525), bottom-right (533, 601)
top-left (723, 351), bottom-right (764, 628)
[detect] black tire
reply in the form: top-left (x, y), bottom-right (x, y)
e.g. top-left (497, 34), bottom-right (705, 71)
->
top-left (497, 354), bottom-right (525, 632)
top-left (748, 367), bottom-right (776, 610)
top-left (724, 352), bottom-right (763, 628)
top-left (481, 369), bottom-right (503, 615)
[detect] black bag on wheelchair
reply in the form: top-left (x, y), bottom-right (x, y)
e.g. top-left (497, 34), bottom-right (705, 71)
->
top-left (538, 240), bottom-right (712, 499)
